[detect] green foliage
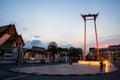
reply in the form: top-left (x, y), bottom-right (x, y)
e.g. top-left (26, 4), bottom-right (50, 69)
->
top-left (47, 41), bottom-right (58, 62)
top-left (69, 47), bottom-right (83, 61)
top-left (47, 42), bottom-right (83, 62)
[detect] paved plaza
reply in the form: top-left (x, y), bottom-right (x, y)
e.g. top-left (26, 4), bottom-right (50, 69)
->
top-left (11, 61), bottom-right (117, 75)
top-left (0, 62), bottom-right (120, 80)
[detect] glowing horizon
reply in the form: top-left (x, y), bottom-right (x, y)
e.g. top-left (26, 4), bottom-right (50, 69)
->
top-left (0, 0), bottom-right (120, 49)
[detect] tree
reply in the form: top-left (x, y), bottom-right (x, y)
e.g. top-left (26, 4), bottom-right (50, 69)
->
top-left (47, 41), bottom-right (58, 63)
top-left (58, 47), bottom-right (69, 62)
top-left (69, 47), bottom-right (83, 62)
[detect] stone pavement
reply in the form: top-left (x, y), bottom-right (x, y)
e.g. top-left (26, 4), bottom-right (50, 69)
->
top-left (10, 62), bottom-right (117, 75)
top-left (0, 62), bottom-right (120, 80)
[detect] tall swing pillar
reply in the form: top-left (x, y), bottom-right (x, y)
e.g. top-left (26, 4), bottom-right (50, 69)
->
top-left (81, 13), bottom-right (100, 61)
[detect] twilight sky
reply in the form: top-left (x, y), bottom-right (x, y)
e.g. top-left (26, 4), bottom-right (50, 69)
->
top-left (0, 0), bottom-right (120, 50)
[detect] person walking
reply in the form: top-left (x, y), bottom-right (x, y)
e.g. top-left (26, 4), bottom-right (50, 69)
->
top-left (100, 60), bottom-right (103, 72)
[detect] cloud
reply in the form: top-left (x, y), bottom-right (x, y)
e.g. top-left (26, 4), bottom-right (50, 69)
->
top-left (23, 34), bottom-right (120, 50)
top-left (24, 40), bottom-right (78, 49)
top-left (98, 37), bottom-right (120, 48)
top-left (34, 35), bottom-right (40, 38)
top-left (59, 44), bottom-right (73, 48)
top-left (29, 33), bottom-right (41, 38)
top-left (24, 40), bottom-right (48, 49)
top-left (31, 40), bottom-right (41, 45)
top-left (87, 34), bottom-right (120, 48)
top-left (23, 40), bottom-right (32, 49)
top-left (22, 28), bottom-right (27, 30)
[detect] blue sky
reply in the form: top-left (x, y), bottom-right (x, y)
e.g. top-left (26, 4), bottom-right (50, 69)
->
top-left (0, 0), bottom-right (120, 50)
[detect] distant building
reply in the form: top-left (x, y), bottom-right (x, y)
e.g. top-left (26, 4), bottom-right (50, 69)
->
top-left (87, 48), bottom-right (108, 61)
top-left (0, 24), bottom-right (25, 63)
top-left (24, 46), bottom-right (51, 63)
top-left (32, 46), bottom-right (46, 61)
top-left (23, 48), bottom-right (34, 60)
top-left (108, 45), bottom-right (120, 61)
top-left (87, 44), bottom-right (120, 61)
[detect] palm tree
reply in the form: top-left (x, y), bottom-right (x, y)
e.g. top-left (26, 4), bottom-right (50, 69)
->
top-left (47, 41), bottom-right (58, 63)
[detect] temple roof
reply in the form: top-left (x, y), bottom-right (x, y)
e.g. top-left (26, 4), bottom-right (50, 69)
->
top-left (0, 24), bottom-right (25, 46)
top-left (0, 24), bottom-right (17, 37)
top-left (32, 46), bottom-right (46, 51)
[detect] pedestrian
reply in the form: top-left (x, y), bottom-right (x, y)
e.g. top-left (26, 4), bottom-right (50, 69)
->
top-left (100, 60), bottom-right (103, 72)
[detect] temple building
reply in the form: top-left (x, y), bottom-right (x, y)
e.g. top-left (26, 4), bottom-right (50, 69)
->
top-left (0, 24), bottom-right (25, 63)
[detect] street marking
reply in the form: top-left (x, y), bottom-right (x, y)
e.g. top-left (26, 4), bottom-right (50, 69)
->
top-left (5, 75), bottom-right (29, 80)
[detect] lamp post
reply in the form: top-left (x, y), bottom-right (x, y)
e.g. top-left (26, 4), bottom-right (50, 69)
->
top-left (65, 52), bottom-right (68, 63)
top-left (17, 45), bottom-right (20, 72)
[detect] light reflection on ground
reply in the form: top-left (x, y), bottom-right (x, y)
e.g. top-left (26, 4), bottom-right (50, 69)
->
top-left (12, 61), bottom-right (118, 75)
top-left (78, 61), bottom-right (115, 73)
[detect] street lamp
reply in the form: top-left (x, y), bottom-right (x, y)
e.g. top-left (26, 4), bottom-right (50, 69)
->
top-left (65, 52), bottom-right (67, 63)
top-left (17, 45), bottom-right (20, 72)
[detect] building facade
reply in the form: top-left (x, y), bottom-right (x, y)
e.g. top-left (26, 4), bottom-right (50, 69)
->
top-left (0, 24), bottom-right (25, 63)
top-left (24, 46), bottom-right (51, 63)
top-left (87, 44), bottom-right (120, 61)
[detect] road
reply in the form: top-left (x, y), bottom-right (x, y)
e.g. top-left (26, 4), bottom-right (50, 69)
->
top-left (0, 62), bottom-right (120, 80)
